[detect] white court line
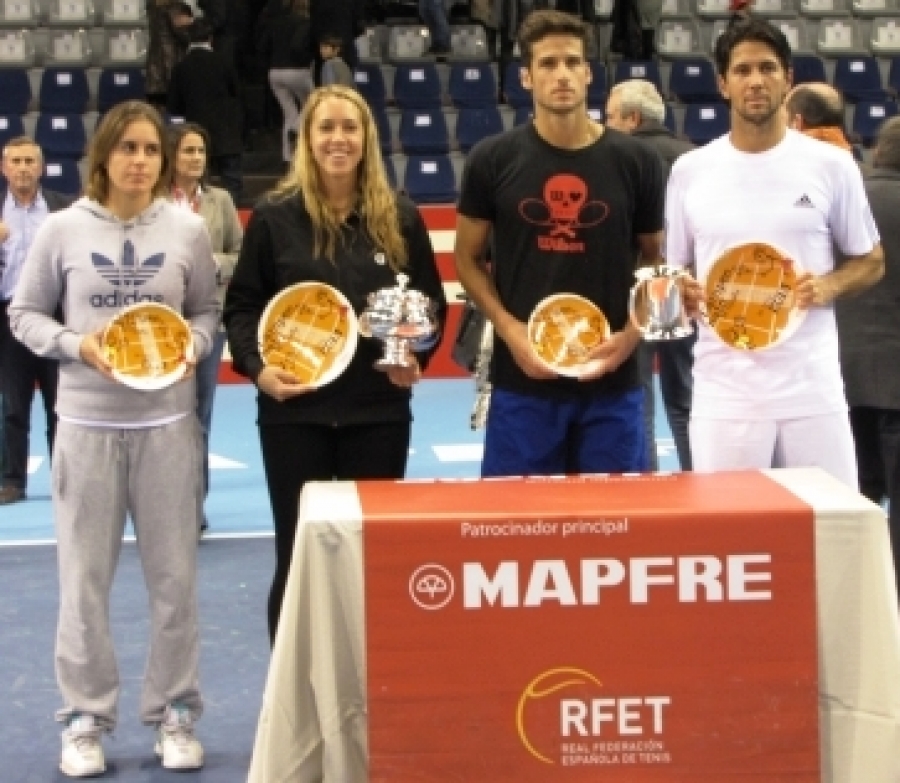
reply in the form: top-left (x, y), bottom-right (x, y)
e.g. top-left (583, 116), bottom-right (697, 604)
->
top-left (0, 530), bottom-right (275, 548)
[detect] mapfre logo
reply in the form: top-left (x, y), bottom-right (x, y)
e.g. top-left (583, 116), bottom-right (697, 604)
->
top-left (408, 563), bottom-right (455, 610)
top-left (516, 668), bottom-right (672, 768)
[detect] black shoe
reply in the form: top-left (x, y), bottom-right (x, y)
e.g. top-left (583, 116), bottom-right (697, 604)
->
top-left (0, 485), bottom-right (26, 505)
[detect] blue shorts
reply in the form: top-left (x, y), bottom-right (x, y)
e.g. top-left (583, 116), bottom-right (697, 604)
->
top-left (481, 388), bottom-right (648, 477)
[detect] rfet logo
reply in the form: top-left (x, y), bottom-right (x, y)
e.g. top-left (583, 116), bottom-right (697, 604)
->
top-left (516, 668), bottom-right (672, 767)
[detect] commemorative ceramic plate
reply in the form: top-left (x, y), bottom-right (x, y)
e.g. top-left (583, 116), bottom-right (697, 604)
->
top-left (101, 302), bottom-right (194, 391)
top-left (527, 293), bottom-right (610, 377)
top-left (703, 242), bottom-right (806, 351)
top-left (257, 281), bottom-right (359, 387)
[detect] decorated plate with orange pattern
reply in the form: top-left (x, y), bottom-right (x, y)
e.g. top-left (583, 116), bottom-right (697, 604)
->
top-left (703, 243), bottom-right (806, 351)
top-left (527, 293), bottom-right (610, 377)
top-left (101, 302), bottom-right (194, 391)
top-left (257, 282), bottom-right (358, 387)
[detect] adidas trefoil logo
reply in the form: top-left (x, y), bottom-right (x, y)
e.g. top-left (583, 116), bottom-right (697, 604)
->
top-left (92, 240), bottom-right (165, 288)
top-left (794, 194), bottom-right (814, 208)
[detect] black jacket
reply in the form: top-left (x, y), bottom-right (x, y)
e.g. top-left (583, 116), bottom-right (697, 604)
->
top-left (224, 193), bottom-right (448, 426)
top-left (255, 0), bottom-right (313, 69)
top-left (167, 45), bottom-right (243, 156)
top-left (631, 119), bottom-right (694, 180)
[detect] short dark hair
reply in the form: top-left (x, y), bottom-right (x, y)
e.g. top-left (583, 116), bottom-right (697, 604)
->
top-left (874, 116), bottom-right (900, 171)
top-left (786, 86), bottom-right (845, 131)
top-left (319, 33), bottom-right (343, 50)
top-left (714, 15), bottom-right (792, 77)
top-left (517, 10), bottom-right (591, 69)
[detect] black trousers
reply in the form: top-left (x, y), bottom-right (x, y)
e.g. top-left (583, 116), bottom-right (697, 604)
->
top-left (0, 300), bottom-right (58, 489)
top-left (258, 418), bottom-right (411, 643)
top-left (849, 405), bottom-right (900, 606)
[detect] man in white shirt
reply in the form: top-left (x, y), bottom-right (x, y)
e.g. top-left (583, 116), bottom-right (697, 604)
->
top-left (665, 16), bottom-right (884, 485)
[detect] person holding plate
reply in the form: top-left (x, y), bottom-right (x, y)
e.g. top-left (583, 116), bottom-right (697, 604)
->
top-left (9, 101), bottom-right (218, 777)
top-left (224, 84), bottom-right (446, 644)
top-left (455, 10), bottom-right (665, 478)
top-left (664, 16), bottom-right (883, 484)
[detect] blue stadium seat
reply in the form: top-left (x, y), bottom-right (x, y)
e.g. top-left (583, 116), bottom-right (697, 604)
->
top-left (97, 67), bottom-right (145, 113)
top-left (393, 63), bottom-right (442, 109)
top-left (587, 60), bottom-right (609, 107)
top-left (833, 55), bottom-right (889, 102)
top-left (668, 57), bottom-right (720, 103)
top-left (403, 154), bottom-right (457, 204)
top-left (448, 62), bottom-right (496, 108)
top-left (889, 56), bottom-right (900, 96)
top-left (613, 60), bottom-right (663, 93)
top-left (683, 102), bottom-right (729, 145)
top-left (398, 107), bottom-right (450, 154)
top-left (35, 113), bottom-right (86, 159)
top-left (39, 67), bottom-right (89, 113)
top-left (353, 63), bottom-right (388, 107)
top-left (42, 158), bottom-right (82, 194)
top-left (503, 61), bottom-right (531, 109)
top-left (455, 105), bottom-right (503, 152)
top-left (0, 114), bottom-right (25, 150)
top-left (852, 99), bottom-right (898, 146)
top-left (370, 100), bottom-right (393, 156)
top-left (0, 69), bottom-right (31, 114)
top-left (792, 53), bottom-right (828, 86)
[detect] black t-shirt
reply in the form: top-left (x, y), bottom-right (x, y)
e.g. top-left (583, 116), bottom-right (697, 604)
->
top-left (458, 122), bottom-right (664, 399)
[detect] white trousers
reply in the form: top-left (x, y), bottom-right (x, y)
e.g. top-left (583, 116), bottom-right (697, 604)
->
top-left (690, 412), bottom-right (859, 490)
top-left (268, 68), bottom-right (314, 161)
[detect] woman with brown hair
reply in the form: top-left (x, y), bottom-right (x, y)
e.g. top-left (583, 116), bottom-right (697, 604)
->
top-left (10, 101), bottom-right (218, 776)
top-left (167, 121), bottom-right (243, 532)
top-left (225, 85), bottom-right (447, 643)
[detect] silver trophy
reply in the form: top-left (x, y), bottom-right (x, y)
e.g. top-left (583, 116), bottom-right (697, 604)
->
top-left (358, 273), bottom-right (439, 369)
top-left (628, 265), bottom-right (693, 341)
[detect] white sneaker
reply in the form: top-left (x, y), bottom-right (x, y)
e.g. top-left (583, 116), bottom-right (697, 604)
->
top-left (154, 704), bottom-right (204, 770)
top-left (60, 714), bottom-right (106, 778)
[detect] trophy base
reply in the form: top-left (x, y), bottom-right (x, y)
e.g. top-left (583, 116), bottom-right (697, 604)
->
top-left (374, 338), bottom-right (416, 370)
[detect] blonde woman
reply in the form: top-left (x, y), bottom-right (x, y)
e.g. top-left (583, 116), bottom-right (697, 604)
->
top-left (224, 85), bottom-right (447, 643)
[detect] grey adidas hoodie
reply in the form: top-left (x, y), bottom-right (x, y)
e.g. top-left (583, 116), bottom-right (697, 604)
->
top-left (10, 197), bottom-right (219, 423)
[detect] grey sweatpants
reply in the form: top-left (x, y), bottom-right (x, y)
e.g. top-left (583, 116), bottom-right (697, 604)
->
top-left (53, 416), bottom-right (203, 731)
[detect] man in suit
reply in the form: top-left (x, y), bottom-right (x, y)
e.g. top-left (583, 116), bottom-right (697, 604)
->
top-left (168, 17), bottom-right (244, 204)
top-left (0, 136), bottom-right (71, 504)
top-left (606, 79), bottom-right (696, 471)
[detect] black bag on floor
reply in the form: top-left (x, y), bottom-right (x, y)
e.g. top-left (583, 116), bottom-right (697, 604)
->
top-left (451, 297), bottom-right (487, 374)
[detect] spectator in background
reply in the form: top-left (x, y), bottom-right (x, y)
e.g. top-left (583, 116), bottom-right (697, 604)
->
top-left (605, 79), bottom-right (695, 471)
top-left (785, 82), bottom-right (855, 151)
top-left (256, 0), bottom-right (315, 164)
top-left (0, 137), bottom-right (71, 506)
top-left (318, 33), bottom-right (355, 87)
top-left (168, 17), bottom-right (244, 205)
top-left (420, 0), bottom-right (451, 58)
top-left (167, 122), bottom-right (243, 534)
top-left (310, 0), bottom-right (364, 73)
top-left (835, 116), bottom-right (900, 604)
top-left (224, 86), bottom-right (446, 643)
top-left (146, 0), bottom-right (194, 107)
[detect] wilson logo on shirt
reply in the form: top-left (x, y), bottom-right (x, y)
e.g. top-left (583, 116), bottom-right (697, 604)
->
top-left (90, 240), bottom-right (165, 307)
top-left (519, 174), bottom-right (609, 253)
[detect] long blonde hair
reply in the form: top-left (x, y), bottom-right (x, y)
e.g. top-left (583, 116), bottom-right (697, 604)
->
top-left (270, 85), bottom-right (407, 269)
